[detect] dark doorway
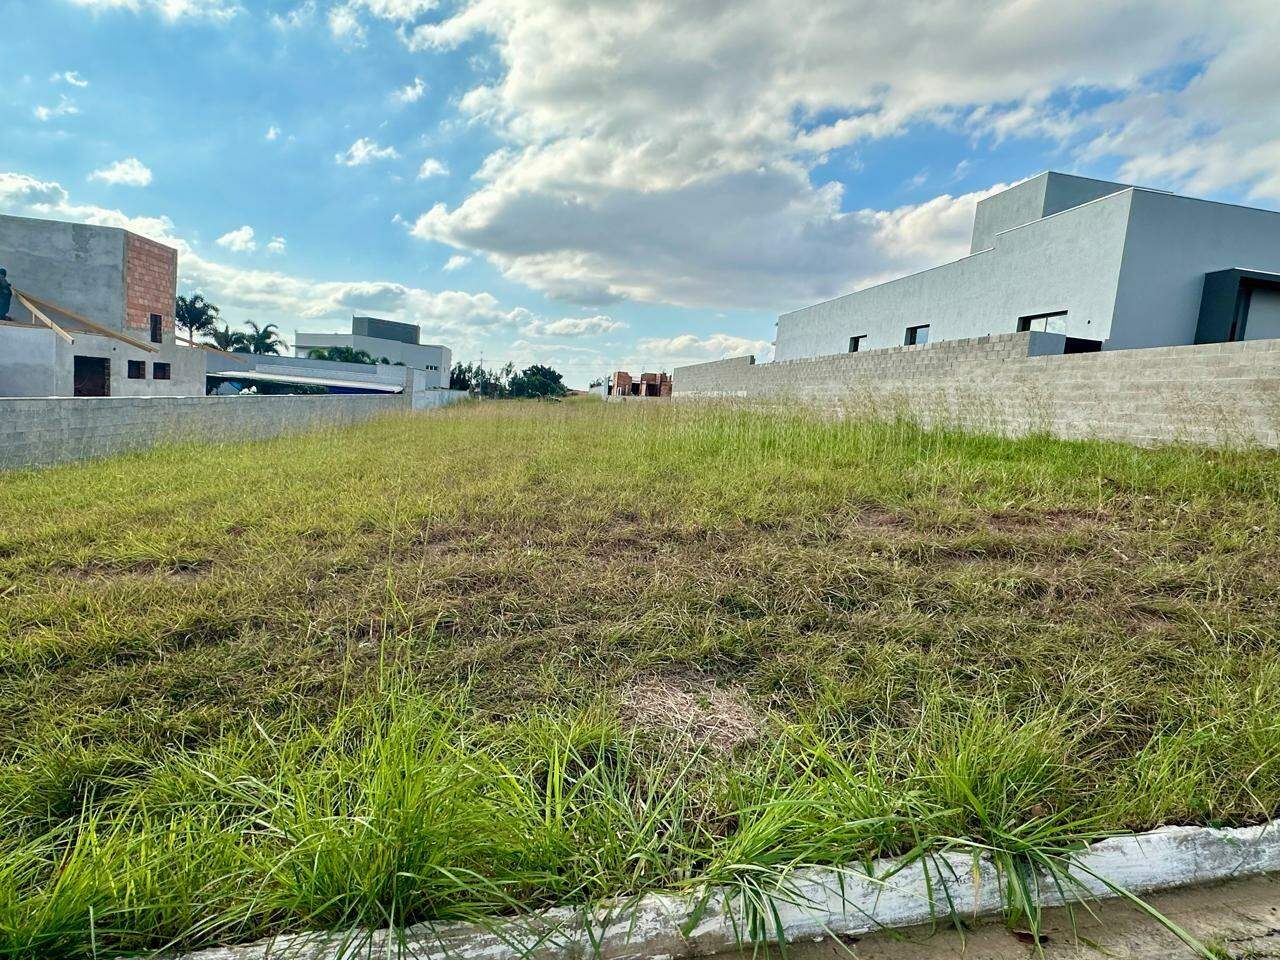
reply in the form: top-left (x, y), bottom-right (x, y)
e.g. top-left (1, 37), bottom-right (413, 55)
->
top-left (73, 356), bottom-right (110, 397)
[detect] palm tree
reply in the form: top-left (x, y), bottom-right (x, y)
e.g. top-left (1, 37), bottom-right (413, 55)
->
top-left (239, 321), bottom-right (287, 356)
top-left (307, 346), bottom-right (375, 364)
top-left (205, 323), bottom-right (247, 351)
top-left (175, 293), bottom-right (220, 342)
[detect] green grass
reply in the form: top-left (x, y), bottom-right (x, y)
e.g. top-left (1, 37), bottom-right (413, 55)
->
top-left (1, 399), bottom-right (1278, 957)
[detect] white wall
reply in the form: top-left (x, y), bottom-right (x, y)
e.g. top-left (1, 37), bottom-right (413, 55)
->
top-left (293, 334), bottom-right (451, 388)
top-left (0, 326), bottom-right (207, 397)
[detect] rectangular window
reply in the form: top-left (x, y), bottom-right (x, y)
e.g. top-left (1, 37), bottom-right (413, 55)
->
top-left (153, 362), bottom-right (171, 380)
top-left (127, 360), bottom-right (146, 379)
top-left (149, 314), bottom-right (163, 344)
top-left (1018, 310), bottom-right (1068, 334)
top-left (905, 324), bottom-right (930, 346)
top-left (849, 335), bottom-right (867, 353)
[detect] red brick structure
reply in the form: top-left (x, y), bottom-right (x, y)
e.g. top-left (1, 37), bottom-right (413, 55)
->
top-left (609, 370), bottom-right (671, 397)
top-left (124, 233), bottom-right (178, 343)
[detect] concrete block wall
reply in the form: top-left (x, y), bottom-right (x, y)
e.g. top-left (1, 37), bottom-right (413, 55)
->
top-left (0, 393), bottom-right (408, 471)
top-left (674, 332), bottom-right (1280, 447)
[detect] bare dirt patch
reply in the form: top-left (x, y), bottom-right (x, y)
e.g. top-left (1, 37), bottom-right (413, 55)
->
top-left (621, 672), bottom-right (764, 753)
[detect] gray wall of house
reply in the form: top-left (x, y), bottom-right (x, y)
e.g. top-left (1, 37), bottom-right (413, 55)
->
top-left (968, 172), bottom-right (1128, 254)
top-left (0, 393), bottom-right (410, 470)
top-left (1110, 191), bottom-right (1280, 349)
top-left (0, 215), bottom-right (127, 327)
top-left (674, 333), bottom-right (1280, 448)
top-left (293, 334), bottom-right (451, 388)
top-left (0, 328), bottom-right (207, 397)
top-left (775, 190), bottom-right (1132, 361)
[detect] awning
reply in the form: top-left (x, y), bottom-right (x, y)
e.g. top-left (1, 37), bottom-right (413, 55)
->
top-left (206, 369), bottom-right (404, 392)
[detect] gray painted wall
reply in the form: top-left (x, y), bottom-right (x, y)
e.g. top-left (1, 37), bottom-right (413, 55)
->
top-left (969, 172), bottom-right (1128, 254)
top-left (775, 190), bottom-right (1132, 361)
top-left (1110, 191), bottom-right (1280, 349)
top-left (1247, 290), bottom-right (1280, 341)
top-left (674, 333), bottom-right (1280, 448)
top-left (0, 327), bottom-right (207, 397)
top-left (0, 214), bottom-right (128, 328)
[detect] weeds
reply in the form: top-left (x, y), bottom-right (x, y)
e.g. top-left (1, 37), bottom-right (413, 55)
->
top-left (0, 400), bottom-right (1277, 957)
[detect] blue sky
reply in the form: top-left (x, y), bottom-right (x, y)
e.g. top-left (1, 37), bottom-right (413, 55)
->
top-left (3, 0), bottom-right (1277, 386)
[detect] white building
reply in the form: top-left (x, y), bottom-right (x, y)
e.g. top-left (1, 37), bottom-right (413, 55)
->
top-left (293, 316), bottom-right (451, 389)
top-left (775, 172), bottom-right (1280, 362)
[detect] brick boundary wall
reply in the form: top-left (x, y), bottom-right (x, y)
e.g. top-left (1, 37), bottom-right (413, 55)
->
top-left (673, 332), bottom-right (1280, 448)
top-left (0, 393), bottom-right (410, 471)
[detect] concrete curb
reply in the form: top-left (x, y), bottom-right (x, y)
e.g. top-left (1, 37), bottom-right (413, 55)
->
top-left (176, 821), bottom-right (1279, 960)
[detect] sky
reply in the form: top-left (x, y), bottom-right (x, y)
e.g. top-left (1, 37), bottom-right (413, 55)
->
top-left (3, 0), bottom-right (1280, 387)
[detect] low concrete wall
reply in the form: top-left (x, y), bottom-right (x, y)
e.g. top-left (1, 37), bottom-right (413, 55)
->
top-left (411, 389), bottom-right (470, 411)
top-left (675, 332), bottom-right (1280, 447)
top-left (0, 393), bottom-right (408, 471)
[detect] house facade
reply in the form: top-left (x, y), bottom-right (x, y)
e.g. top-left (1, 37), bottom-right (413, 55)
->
top-left (0, 214), bottom-right (205, 397)
top-left (774, 172), bottom-right (1280, 362)
top-left (294, 316), bottom-right (452, 389)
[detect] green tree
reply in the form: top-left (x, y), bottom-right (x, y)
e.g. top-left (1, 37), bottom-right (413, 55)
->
top-left (449, 361), bottom-right (474, 391)
top-left (307, 346), bottom-right (376, 364)
top-left (175, 293), bottom-right (220, 343)
top-left (204, 323), bottom-right (247, 351)
top-left (507, 364), bottom-right (568, 399)
top-left (237, 321), bottom-right (287, 356)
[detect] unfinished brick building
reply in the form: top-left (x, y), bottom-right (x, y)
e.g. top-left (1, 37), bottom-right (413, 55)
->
top-left (609, 370), bottom-right (671, 397)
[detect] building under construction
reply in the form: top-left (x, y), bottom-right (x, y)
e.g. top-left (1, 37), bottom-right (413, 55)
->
top-left (609, 370), bottom-right (672, 398)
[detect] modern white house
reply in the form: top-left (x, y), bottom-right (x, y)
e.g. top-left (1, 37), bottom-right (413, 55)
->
top-left (775, 172), bottom-right (1280, 362)
top-left (294, 316), bottom-right (452, 389)
top-left (0, 214), bottom-right (207, 397)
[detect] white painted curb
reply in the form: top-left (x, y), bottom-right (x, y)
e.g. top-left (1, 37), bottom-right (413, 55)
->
top-left (175, 821), bottom-right (1279, 960)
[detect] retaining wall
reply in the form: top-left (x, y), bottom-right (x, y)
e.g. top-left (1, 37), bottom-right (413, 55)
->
top-left (674, 332), bottom-right (1280, 447)
top-left (0, 393), bottom-right (408, 471)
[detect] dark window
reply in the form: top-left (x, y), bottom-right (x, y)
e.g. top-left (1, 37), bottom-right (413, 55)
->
top-left (127, 360), bottom-right (146, 379)
top-left (73, 356), bottom-right (110, 397)
top-left (149, 314), bottom-right (163, 344)
top-left (153, 362), bottom-right (171, 380)
top-left (849, 335), bottom-right (867, 353)
top-left (1017, 310), bottom-right (1068, 333)
top-left (905, 324), bottom-right (930, 346)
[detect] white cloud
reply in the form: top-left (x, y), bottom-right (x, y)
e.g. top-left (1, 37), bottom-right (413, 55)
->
top-left (336, 137), bottom-right (401, 167)
top-left (66, 0), bottom-right (241, 21)
top-left (327, 4), bottom-right (366, 44)
top-left (270, 1), bottom-right (315, 28)
top-left (265, 125), bottom-right (281, 141)
top-left (266, 236), bottom-right (287, 255)
top-left (403, 0), bottom-right (1245, 311)
top-left (417, 157), bottom-right (449, 179)
top-left (33, 96), bottom-right (79, 122)
top-left (88, 158), bottom-right (153, 188)
top-left (443, 255), bottom-right (471, 271)
top-left (522, 315), bottom-right (626, 338)
top-left (639, 333), bottom-right (773, 363)
top-left (51, 71), bottom-right (89, 88)
top-left (395, 77), bottom-right (428, 104)
top-left (215, 225), bottom-right (257, 253)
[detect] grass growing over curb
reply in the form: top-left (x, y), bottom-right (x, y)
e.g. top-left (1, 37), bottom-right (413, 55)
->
top-left (1, 399), bottom-right (1278, 957)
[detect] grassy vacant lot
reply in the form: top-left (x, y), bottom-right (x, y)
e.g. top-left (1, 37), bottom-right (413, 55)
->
top-left (1, 399), bottom-right (1278, 957)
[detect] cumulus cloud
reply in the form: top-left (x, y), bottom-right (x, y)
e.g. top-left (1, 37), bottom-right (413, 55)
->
top-left (443, 255), bottom-right (471, 271)
top-left (270, 1), bottom-right (315, 28)
top-left (395, 77), bottom-right (428, 104)
top-left (215, 225), bottom-right (257, 252)
top-left (266, 235), bottom-right (287, 255)
top-left (265, 125), bottom-right (282, 141)
top-left (51, 71), bottom-right (89, 87)
top-left (639, 333), bottom-right (773, 363)
top-left (89, 158), bottom-right (153, 187)
top-left (336, 137), bottom-right (401, 166)
top-left (402, 0), bottom-right (1259, 311)
top-left (417, 157), bottom-right (448, 179)
top-left (521, 315), bottom-right (626, 338)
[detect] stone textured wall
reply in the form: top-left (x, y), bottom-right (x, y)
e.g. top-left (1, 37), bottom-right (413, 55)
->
top-left (124, 232), bottom-right (178, 341)
top-left (674, 332), bottom-right (1280, 447)
top-left (0, 393), bottom-right (408, 471)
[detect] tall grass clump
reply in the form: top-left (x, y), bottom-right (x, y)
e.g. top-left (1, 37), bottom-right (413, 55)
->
top-left (1, 398), bottom-right (1277, 956)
